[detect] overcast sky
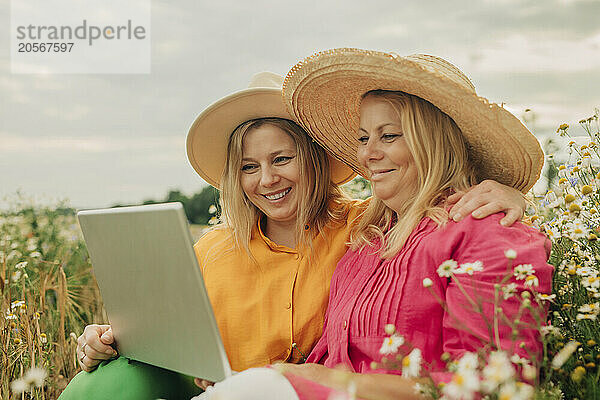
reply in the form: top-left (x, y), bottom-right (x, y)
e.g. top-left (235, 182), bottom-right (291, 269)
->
top-left (2, 0), bottom-right (599, 209)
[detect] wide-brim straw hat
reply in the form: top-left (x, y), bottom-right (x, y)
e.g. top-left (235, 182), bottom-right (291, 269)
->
top-left (187, 72), bottom-right (355, 188)
top-left (282, 48), bottom-right (544, 193)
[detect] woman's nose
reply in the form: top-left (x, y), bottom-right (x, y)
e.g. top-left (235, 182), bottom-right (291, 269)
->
top-left (259, 167), bottom-right (280, 186)
top-left (363, 139), bottom-right (384, 160)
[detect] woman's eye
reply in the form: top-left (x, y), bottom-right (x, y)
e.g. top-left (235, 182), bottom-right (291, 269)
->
top-left (274, 156), bottom-right (293, 164)
top-left (241, 164), bottom-right (257, 172)
top-left (382, 133), bottom-right (401, 141)
top-left (357, 136), bottom-right (369, 144)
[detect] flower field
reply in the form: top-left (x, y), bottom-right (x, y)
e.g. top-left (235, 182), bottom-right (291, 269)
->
top-left (1, 199), bottom-right (105, 399)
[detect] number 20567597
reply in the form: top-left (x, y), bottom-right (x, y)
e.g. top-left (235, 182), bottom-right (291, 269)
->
top-left (17, 42), bottom-right (74, 52)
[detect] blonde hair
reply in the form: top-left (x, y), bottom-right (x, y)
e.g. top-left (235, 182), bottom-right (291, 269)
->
top-left (220, 118), bottom-right (349, 257)
top-left (351, 90), bottom-right (476, 258)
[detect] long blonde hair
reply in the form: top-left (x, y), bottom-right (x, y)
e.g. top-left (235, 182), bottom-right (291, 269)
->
top-left (220, 118), bottom-right (349, 256)
top-left (351, 90), bottom-right (476, 258)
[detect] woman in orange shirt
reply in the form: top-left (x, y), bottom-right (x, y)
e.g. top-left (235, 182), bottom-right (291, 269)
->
top-left (59, 72), bottom-right (528, 400)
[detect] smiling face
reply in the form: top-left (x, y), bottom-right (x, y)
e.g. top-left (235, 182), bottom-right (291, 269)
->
top-left (357, 95), bottom-right (418, 212)
top-left (239, 124), bottom-right (300, 225)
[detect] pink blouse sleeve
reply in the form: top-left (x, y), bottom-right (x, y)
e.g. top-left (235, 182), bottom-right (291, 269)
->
top-left (431, 215), bottom-right (553, 383)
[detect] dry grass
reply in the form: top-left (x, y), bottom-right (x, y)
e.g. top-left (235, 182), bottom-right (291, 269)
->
top-left (1, 203), bottom-right (106, 399)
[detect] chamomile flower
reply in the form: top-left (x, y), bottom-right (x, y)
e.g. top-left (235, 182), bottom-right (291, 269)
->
top-left (14, 261), bottom-right (27, 270)
top-left (578, 303), bottom-right (599, 315)
top-left (437, 260), bottom-right (458, 277)
top-left (5, 312), bottom-right (17, 320)
top-left (402, 348), bottom-right (422, 378)
top-left (481, 352), bottom-right (515, 392)
top-left (581, 275), bottom-right (599, 291)
top-left (379, 334), bottom-right (404, 355)
top-left (524, 275), bottom-right (539, 288)
top-left (576, 266), bottom-right (597, 277)
top-left (442, 369), bottom-right (480, 400)
top-left (456, 352), bottom-right (479, 371)
top-left (514, 264), bottom-right (535, 280)
top-left (568, 219), bottom-right (588, 239)
top-left (536, 293), bottom-right (556, 302)
top-left (10, 300), bottom-right (25, 310)
top-left (576, 313), bottom-right (597, 321)
top-left (456, 261), bottom-right (483, 275)
top-left (402, 348), bottom-right (423, 378)
top-left (498, 382), bottom-right (534, 400)
top-left (502, 283), bottom-right (518, 300)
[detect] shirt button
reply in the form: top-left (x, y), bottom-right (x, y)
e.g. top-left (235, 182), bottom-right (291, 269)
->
top-left (343, 320), bottom-right (347, 330)
top-left (286, 302), bottom-right (291, 309)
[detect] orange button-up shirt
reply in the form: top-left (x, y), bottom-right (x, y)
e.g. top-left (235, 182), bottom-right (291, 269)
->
top-left (193, 199), bottom-right (366, 372)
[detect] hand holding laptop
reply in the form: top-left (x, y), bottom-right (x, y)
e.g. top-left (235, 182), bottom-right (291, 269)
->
top-left (194, 378), bottom-right (215, 390)
top-left (77, 203), bottom-right (232, 382)
top-left (77, 324), bottom-right (118, 372)
top-left (78, 324), bottom-right (216, 390)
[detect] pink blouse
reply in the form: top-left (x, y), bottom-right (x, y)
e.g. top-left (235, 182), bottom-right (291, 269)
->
top-left (287, 214), bottom-right (553, 399)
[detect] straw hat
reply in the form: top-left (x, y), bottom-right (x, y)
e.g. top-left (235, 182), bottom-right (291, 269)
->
top-left (282, 48), bottom-right (544, 193)
top-left (187, 72), bottom-right (355, 188)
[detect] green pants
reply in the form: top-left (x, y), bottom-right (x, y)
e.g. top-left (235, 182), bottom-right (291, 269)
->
top-left (58, 357), bottom-right (202, 400)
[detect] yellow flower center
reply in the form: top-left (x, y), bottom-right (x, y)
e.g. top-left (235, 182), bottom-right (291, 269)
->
top-left (453, 374), bottom-right (464, 385)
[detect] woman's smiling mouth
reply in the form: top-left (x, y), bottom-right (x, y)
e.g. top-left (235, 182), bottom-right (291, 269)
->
top-left (263, 187), bottom-right (292, 201)
top-left (370, 169), bottom-right (396, 180)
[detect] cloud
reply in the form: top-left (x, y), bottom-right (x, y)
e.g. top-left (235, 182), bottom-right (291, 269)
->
top-left (557, 0), bottom-right (597, 4)
top-left (2, 0), bottom-right (600, 206)
top-left (0, 133), bottom-right (181, 153)
top-left (370, 24), bottom-right (408, 38)
top-left (469, 31), bottom-right (600, 73)
top-left (42, 104), bottom-right (90, 120)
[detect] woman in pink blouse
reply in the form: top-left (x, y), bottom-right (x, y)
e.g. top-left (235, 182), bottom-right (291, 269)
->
top-left (194, 50), bottom-right (553, 400)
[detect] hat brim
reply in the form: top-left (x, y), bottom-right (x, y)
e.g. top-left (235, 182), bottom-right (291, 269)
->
top-left (283, 49), bottom-right (544, 193)
top-left (187, 87), bottom-right (355, 188)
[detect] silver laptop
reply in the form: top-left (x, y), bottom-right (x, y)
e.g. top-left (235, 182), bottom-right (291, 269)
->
top-left (77, 202), bottom-right (232, 382)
